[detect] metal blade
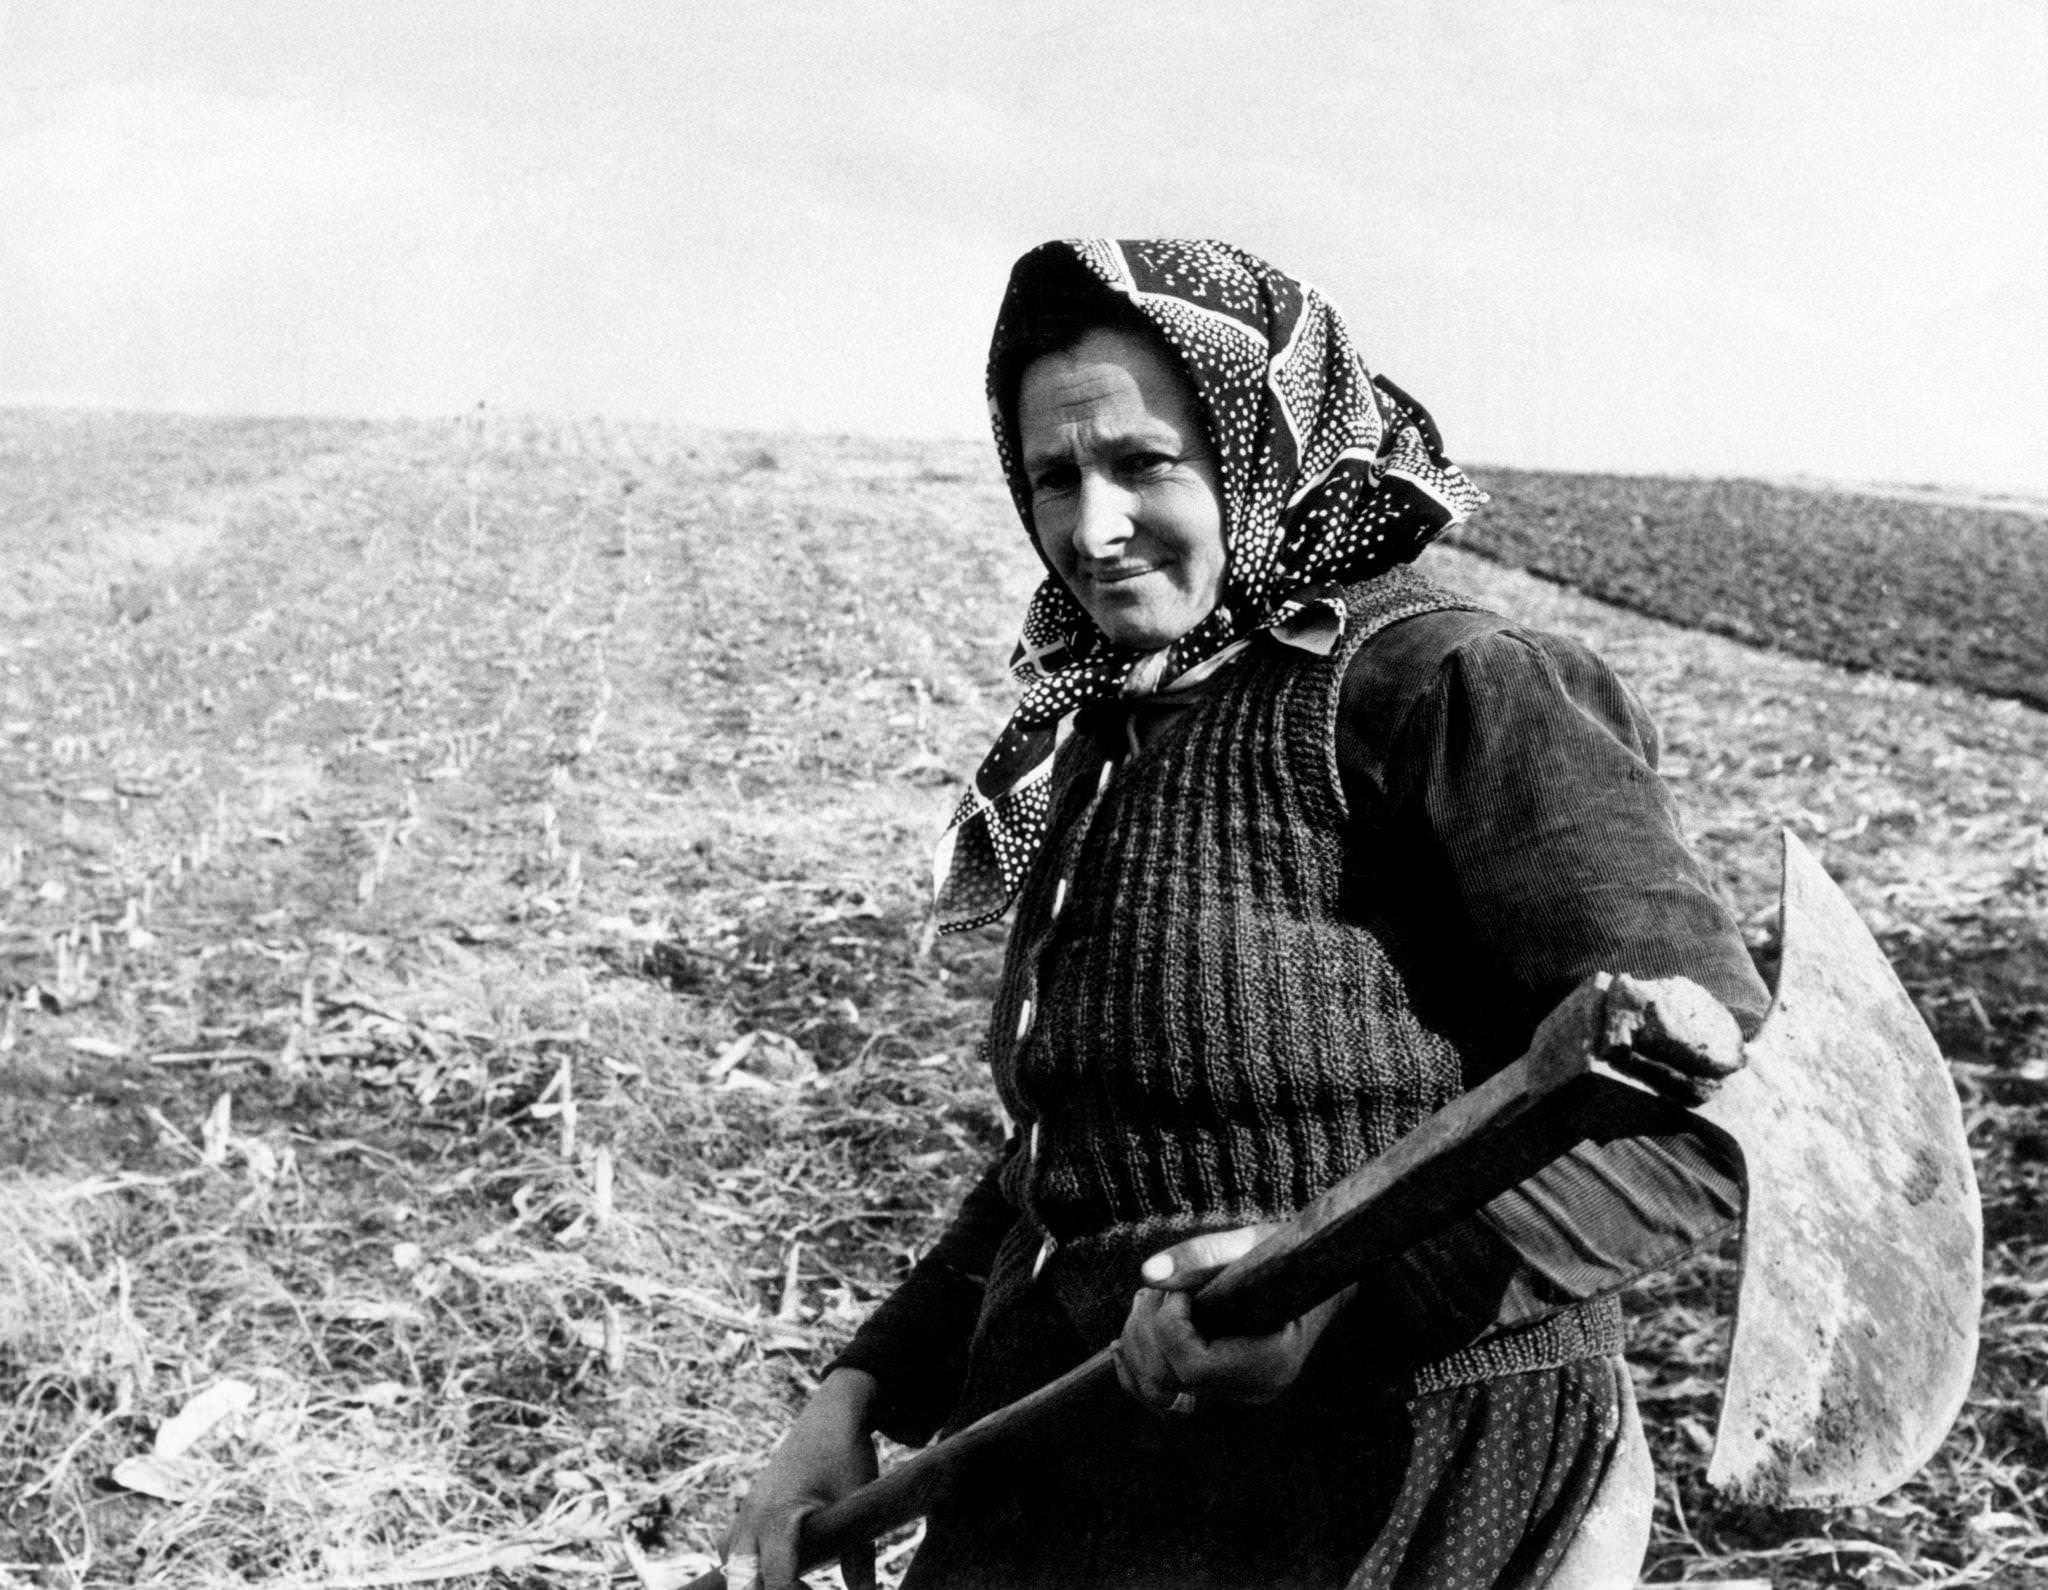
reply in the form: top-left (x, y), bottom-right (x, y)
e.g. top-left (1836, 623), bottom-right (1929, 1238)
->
top-left (1697, 831), bottom-right (1982, 1505)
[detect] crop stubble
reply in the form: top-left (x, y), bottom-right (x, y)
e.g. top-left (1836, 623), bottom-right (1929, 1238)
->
top-left (0, 412), bottom-right (2043, 1587)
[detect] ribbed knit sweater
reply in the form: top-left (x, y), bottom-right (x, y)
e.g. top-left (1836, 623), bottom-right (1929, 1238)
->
top-left (989, 576), bottom-right (1465, 1238)
top-left (979, 571), bottom-right (1623, 1392)
top-left (835, 568), bottom-right (1770, 1432)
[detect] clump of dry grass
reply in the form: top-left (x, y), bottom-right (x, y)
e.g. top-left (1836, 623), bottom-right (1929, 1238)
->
top-left (2, 411), bottom-right (2043, 1587)
top-left (0, 1170), bottom-right (478, 1583)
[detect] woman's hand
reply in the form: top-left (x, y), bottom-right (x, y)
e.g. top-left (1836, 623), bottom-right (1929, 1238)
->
top-left (1113, 1225), bottom-right (1356, 1414)
top-left (722, 1368), bottom-right (881, 1590)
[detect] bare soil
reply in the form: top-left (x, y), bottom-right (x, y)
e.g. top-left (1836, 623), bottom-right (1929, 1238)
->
top-left (1456, 465), bottom-right (2048, 712)
top-left (2, 410), bottom-right (2043, 1587)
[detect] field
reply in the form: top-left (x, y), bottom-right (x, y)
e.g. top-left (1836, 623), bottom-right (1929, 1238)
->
top-left (2, 408), bottom-right (2045, 1588)
top-left (1452, 468), bottom-right (2048, 712)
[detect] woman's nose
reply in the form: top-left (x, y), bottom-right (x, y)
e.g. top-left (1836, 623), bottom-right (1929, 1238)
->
top-left (1070, 476), bottom-right (1132, 561)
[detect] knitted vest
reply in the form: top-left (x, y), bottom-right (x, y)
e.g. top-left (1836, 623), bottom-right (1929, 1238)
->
top-left (982, 567), bottom-right (1624, 1391)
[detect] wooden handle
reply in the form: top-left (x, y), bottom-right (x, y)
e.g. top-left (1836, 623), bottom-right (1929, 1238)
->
top-left (685, 974), bottom-right (1703, 1588)
top-left (673, 1350), bottom-right (1120, 1590)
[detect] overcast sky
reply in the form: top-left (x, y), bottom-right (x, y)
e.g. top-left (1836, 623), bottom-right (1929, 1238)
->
top-left (3, 0), bottom-right (2044, 492)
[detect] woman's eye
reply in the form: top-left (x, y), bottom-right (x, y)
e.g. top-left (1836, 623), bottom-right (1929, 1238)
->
top-left (1122, 452), bottom-right (1175, 480)
top-left (1030, 466), bottom-right (1076, 496)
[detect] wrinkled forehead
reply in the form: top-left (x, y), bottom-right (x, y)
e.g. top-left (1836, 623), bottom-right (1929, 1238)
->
top-left (1015, 329), bottom-right (1207, 454)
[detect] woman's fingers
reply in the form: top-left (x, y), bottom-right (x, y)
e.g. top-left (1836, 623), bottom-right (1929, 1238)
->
top-left (726, 1484), bottom-right (862, 1589)
top-left (732, 1499), bottom-right (868, 1590)
top-left (756, 1525), bottom-right (797, 1590)
top-left (722, 1514), bottom-right (798, 1590)
top-left (1120, 1225), bottom-right (1338, 1410)
top-left (1159, 1293), bottom-right (1301, 1402)
top-left (720, 1496), bottom-right (802, 1590)
top-left (1121, 1285), bottom-right (1280, 1408)
top-left (1117, 1286), bottom-right (1203, 1410)
top-left (840, 1535), bottom-right (878, 1590)
top-left (1150, 1289), bottom-right (1218, 1389)
top-left (1115, 1288), bottom-right (1170, 1403)
top-left (721, 1551), bottom-right (760, 1590)
top-left (1124, 1279), bottom-right (1317, 1406)
top-left (723, 1371), bottom-right (880, 1588)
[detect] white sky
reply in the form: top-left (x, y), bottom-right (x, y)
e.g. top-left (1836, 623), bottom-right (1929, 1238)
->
top-left (3, 0), bottom-right (2044, 492)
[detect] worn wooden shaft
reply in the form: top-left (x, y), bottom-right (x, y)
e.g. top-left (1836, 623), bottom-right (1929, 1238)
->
top-left (684, 975), bottom-right (1698, 1590)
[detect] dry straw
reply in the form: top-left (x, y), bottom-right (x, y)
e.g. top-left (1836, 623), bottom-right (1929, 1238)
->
top-left (1, 411), bottom-right (2042, 1586)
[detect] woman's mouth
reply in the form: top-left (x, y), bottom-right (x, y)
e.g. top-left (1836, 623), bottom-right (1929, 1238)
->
top-left (1087, 562), bottom-right (1164, 586)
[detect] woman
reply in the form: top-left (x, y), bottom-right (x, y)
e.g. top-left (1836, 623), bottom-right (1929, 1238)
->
top-left (724, 239), bottom-right (1768, 1589)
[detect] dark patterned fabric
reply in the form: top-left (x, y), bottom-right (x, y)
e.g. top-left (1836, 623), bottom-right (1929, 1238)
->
top-left (1349, 1357), bottom-right (1634, 1589)
top-left (895, 1270), bottom-right (1632, 1590)
top-left (935, 239), bottom-right (1486, 931)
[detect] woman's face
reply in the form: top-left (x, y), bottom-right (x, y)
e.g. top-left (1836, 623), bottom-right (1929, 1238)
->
top-left (1016, 328), bottom-right (1226, 652)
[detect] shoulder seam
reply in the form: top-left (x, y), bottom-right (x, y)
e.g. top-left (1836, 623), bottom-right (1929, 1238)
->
top-left (1318, 571), bottom-right (1501, 825)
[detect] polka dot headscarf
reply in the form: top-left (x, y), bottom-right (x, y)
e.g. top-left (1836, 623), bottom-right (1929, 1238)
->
top-left (934, 238), bottom-right (1487, 931)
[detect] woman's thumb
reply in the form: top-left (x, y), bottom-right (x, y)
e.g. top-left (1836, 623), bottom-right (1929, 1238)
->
top-left (1138, 1225), bottom-right (1271, 1290)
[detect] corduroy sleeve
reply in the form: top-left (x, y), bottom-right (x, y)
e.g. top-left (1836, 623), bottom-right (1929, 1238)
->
top-left (1333, 613), bottom-right (1770, 1361)
top-left (1407, 628), bottom-right (1768, 1032)
top-left (822, 1150), bottom-right (1016, 1446)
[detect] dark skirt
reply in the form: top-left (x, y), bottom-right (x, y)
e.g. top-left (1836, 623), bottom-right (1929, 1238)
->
top-left (900, 1264), bottom-right (1631, 1590)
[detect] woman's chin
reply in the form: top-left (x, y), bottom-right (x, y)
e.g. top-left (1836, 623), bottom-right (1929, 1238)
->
top-left (1100, 622), bottom-right (1187, 653)
top-left (1088, 601), bottom-right (1210, 654)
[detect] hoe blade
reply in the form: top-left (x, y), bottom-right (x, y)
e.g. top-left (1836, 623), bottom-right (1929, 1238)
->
top-left (1699, 832), bottom-right (1982, 1505)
